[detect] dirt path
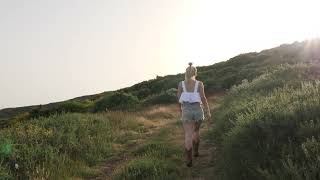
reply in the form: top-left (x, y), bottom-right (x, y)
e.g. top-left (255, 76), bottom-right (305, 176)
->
top-left (87, 105), bottom-right (180, 180)
top-left (175, 121), bottom-right (217, 180)
top-left (181, 94), bottom-right (220, 180)
top-left (88, 123), bottom-right (171, 180)
top-left (87, 94), bottom-right (221, 180)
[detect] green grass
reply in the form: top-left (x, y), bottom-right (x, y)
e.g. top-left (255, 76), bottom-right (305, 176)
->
top-left (113, 157), bottom-right (179, 180)
top-left (132, 142), bottom-right (181, 158)
top-left (0, 112), bottom-right (144, 179)
top-left (211, 63), bottom-right (320, 180)
top-left (1, 40), bottom-right (320, 179)
top-left (113, 125), bottom-right (184, 180)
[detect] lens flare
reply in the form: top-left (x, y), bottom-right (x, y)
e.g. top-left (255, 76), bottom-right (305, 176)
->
top-left (1, 143), bottom-right (12, 156)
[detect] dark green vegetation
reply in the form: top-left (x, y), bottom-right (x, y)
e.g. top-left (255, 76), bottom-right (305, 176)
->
top-left (1, 39), bottom-right (320, 179)
top-left (211, 60), bottom-right (320, 178)
top-left (93, 92), bottom-right (139, 112)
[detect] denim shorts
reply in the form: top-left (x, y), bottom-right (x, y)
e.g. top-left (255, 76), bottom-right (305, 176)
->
top-left (181, 102), bottom-right (204, 123)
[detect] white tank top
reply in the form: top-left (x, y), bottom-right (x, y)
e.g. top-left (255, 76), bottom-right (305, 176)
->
top-left (179, 80), bottom-right (202, 103)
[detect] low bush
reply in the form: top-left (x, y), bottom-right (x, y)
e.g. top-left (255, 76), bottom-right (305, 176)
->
top-left (211, 63), bottom-right (320, 180)
top-left (94, 92), bottom-right (139, 112)
top-left (0, 118), bottom-right (8, 129)
top-left (143, 88), bottom-right (177, 105)
top-left (212, 63), bottom-right (312, 143)
top-left (58, 100), bottom-right (93, 113)
top-left (28, 100), bottom-right (94, 120)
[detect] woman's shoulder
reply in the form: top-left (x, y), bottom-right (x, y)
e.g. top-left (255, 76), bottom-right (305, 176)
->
top-left (197, 80), bottom-right (204, 85)
top-left (196, 81), bottom-right (205, 90)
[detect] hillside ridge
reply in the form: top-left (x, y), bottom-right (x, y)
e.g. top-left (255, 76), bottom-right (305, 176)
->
top-left (1, 39), bottom-right (320, 120)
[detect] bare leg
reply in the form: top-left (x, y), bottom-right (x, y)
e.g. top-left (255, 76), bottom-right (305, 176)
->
top-left (192, 121), bottom-right (201, 157)
top-left (192, 130), bottom-right (200, 143)
top-left (183, 122), bottom-right (194, 167)
top-left (183, 122), bottom-right (195, 150)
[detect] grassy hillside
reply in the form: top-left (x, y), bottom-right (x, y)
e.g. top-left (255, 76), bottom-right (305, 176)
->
top-left (210, 64), bottom-right (320, 178)
top-left (0, 111), bottom-right (163, 179)
top-left (1, 39), bottom-right (320, 179)
top-left (1, 39), bottom-right (319, 126)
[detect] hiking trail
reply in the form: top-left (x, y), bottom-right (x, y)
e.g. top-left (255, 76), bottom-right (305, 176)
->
top-left (88, 94), bottom-right (221, 180)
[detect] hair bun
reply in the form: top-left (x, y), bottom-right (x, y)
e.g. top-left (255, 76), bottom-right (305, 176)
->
top-left (188, 62), bottom-right (193, 66)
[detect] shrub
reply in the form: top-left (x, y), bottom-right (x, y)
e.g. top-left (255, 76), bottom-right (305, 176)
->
top-left (211, 63), bottom-right (320, 180)
top-left (58, 100), bottom-right (93, 113)
top-left (135, 88), bottom-right (152, 99)
top-left (28, 100), bottom-right (93, 120)
top-left (259, 137), bottom-right (320, 180)
top-left (212, 63), bottom-right (312, 143)
top-left (0, 118), bottom-right (9, 129)
top-left (143, 88), bottom-right (178, 105)
top-left (94, 92), bottom-right (139, 112)
top-left (9, 112), bottom-right (30, 126)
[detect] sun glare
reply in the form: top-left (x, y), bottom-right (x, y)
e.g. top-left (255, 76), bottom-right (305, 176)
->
top-left (1, 0), bottom-right (320, 109)
top-left (173, 0), bottom-right (320, 66)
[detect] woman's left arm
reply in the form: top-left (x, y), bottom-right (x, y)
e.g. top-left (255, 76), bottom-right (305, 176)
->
top-left (199, 82), bottom-right (211, 119)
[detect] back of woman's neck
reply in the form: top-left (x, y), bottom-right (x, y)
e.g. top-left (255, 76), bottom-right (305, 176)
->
top-left (185, 79), bottom-right (196, 83)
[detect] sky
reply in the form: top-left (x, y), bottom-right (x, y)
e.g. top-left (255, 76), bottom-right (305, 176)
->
top-left (1, 0), bottom-right (320, 109)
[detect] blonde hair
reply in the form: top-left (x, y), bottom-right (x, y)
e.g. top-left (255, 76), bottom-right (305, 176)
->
top-left (185, 62), bottom-right (197, 80)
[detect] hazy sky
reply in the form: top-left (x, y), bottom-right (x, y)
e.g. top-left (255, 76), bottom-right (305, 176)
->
top-left (1, 0), bottom-right (320, 109)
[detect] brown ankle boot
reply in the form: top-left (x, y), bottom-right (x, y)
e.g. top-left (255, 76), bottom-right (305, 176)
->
top-left (193, 140), bottom-right (200, 157)
top-left (185, 148), bottom-right (192, 167)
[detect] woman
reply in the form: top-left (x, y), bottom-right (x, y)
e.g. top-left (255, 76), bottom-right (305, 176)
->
top-left (177, 62), bottom-right (211, 167)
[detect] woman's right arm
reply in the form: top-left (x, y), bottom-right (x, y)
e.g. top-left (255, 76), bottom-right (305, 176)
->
top-left (177, 82), bottom-right (182, 114)
top-left (177, 82), bottom-right (182, 101)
